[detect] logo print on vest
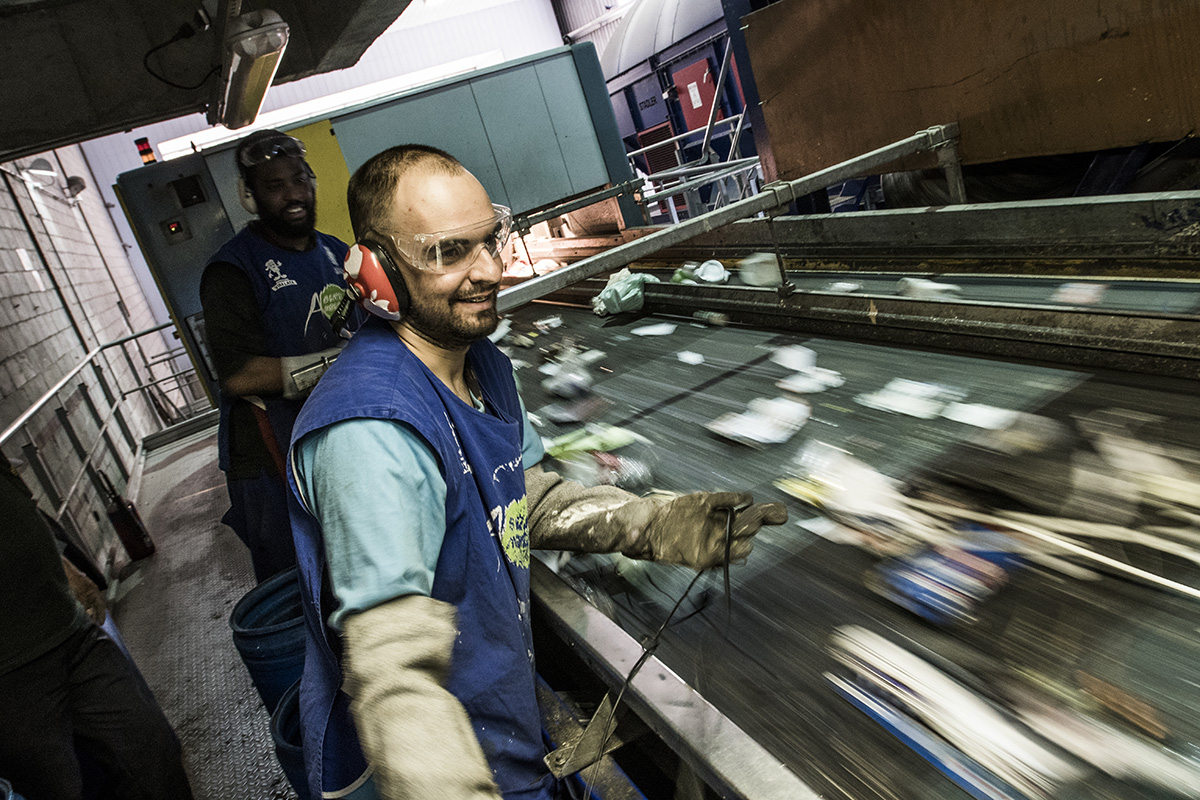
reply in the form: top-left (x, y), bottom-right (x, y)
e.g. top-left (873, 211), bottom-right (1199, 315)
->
top-left (265, 258), bottom-right (298, 292)
top-left (491, 495), bottom-right (529, 569)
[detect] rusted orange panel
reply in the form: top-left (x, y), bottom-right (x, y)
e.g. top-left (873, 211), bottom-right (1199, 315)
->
top-left (743, 0), bottom-right (1200, 180)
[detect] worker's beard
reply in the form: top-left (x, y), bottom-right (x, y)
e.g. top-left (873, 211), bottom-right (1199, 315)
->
top-left (258, 199), bottom-right (316, 241)
top-left (405, 283), bottom-right (500, 350)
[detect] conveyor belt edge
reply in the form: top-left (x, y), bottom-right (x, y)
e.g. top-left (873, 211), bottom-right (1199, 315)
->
top-left (531, 557), bottom-right (822, 800)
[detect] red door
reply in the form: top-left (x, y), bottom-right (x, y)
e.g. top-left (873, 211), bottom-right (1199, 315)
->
top-left (672, 57), bottom-right (725, 131)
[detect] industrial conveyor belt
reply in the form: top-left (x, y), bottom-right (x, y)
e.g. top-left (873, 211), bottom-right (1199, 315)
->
top-left (509, 302), bottom-right (1200, 800)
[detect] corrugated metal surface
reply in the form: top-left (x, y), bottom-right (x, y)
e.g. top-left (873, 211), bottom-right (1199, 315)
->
top-left (559, 0), bottom-right (632, 57)
top-left (599, 0), bottom-right (724, 80)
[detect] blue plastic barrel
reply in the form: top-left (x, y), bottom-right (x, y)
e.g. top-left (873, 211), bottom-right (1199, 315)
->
top-left (230, 568), bottom-right (305, 714)
top-left (271, 680), bottom-right (312, 800)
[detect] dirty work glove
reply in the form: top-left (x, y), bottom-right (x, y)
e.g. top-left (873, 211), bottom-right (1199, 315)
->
top-left (342, 595), bottom-right (502, 800)
top-left (625, 491), bottom-right (787, 569)
top-left (525, 465), bottom-right (788, 570)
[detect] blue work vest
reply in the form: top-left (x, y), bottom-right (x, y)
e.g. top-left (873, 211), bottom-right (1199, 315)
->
top-left (207, 226), bottom-right (350, 471)
top-left (286, 321), bottom-right (555, 800)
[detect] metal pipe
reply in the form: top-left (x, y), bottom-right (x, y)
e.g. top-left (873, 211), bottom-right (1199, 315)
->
top-left (624, 115), bottom-right (742, 159)
top-left (120, 368), bottom-right (205, 397)
top-left (52, 387), bottom-right (126, 525)
top-left (515, 179), bottom-right (644, 234)
top-left (698, 40), bottom-right (734, 162)
top-left (500, 124), bottom-right (960, 312)
top-left (728, 105), bottom-right (749, 161)
top-left (641, 162), bottom-right (761, 203)
top-left (643, 156), bottom-right (759, 181)
top-left (0, 322), bottom-right (175, 447)
top-left (936, 140), bottom-right (969, 204)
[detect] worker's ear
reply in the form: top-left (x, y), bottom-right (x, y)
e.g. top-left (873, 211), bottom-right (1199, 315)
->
top-left (237, 175), bottom-right (258, 215)
top-left (343, 240), bottom-right (409, 321)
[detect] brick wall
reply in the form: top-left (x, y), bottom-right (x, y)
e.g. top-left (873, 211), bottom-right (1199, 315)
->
top-left (0, 145), bottom-right (185, 567)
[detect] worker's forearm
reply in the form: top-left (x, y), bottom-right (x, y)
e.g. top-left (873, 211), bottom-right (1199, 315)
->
top-left (221, 356), bottom-right (284, 397)
top-left (342, 595), bottom-right (501, 800)
top-left (222, 347), bottom-right (342, 399)
top-left (525, 465), bottom-right (661, 553)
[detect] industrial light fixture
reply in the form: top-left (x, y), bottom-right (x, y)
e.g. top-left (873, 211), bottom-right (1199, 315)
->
top-left (208, 9), bottom-right (290, 130)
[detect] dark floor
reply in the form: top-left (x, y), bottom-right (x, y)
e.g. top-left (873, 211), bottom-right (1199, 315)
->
top-left (112, 424), bottom-right (296, 800)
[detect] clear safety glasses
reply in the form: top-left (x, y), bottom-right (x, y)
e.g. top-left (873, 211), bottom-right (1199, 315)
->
top-left (238, 134), bottom-right (306, 170)
top-left (376, 204), bottom-right (513, 274)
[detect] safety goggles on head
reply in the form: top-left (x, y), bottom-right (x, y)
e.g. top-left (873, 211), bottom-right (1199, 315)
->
top-left (237, 134), bottom-right (306, 170)
top-left (376, 204), bottom-right (513, 274)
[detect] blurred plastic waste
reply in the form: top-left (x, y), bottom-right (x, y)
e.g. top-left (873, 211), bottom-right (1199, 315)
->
top-left (694, 259), bottom-right (729, 283)
top-left (828, 626), bottom-right (1086, 799)
top-left (533, 315), bottom-right (563, 332)
top-left (538, 346), bottom-right (600, 399)
top-left (771, 345), bottom-right (845, 394)
top-left (631, 322), bottom-right (677, 337)
top-left (738, 252), bottom-right (783, 287)
top-left (591, 268), bottom-right (661, 316)
top-left (1051, 282), bottom-right (1107, 305)
top-left (771, 344), bottom-right (816, 372)
top-left (677, 351), bottom-right (705, 365)
top-left (897, 277), bottom-right (962, 299)
top-left (706, 397), bottom-right (810, 447)
top-left (941, 402), bottom-right (1020, 429)
top-left (856, 378), bottom-right (965, 419)
top-left (824, 280), bottom-right (864, 293)
top-left (869, 528), bottom-right (1025, 625)
top-left (692, 310), bottom-right (729, 326)
top-left (487, 317), bottom-right (512, 343)
top-left (671, 260), bottom-right (728, 284)
top-left (545, 425), bottom-right (656, 491)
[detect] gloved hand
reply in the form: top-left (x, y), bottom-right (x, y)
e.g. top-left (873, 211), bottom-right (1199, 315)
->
top-left (62, 556), bottom-right (106, 624)
top-left (525, 466), bottom-right (788, 571)
top-left (280, 346), bottom-right (343, 399)
top-left (622, 491), bottom-right (788, 569)
top-left (342, 594), bottom-right (502, 800)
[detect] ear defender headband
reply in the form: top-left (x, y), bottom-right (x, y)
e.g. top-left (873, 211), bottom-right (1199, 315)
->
top-left (343, 239), bottom-right (410, 321)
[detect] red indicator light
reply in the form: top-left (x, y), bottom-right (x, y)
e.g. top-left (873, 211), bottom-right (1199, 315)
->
top-left (135, 137), bottom-right (157, 165)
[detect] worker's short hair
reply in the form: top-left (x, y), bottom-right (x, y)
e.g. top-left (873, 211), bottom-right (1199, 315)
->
top-left (347, 144), bottom-right (465, 241)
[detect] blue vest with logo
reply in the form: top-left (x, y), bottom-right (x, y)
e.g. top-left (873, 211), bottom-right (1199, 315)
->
top-left (208, 226), bottom-right (350, 470)
top-left (286, 321), bottom-right (555, 799)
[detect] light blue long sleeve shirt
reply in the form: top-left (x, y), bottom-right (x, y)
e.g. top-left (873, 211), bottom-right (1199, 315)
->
top-left (293, 393), bottom-right (543, 630)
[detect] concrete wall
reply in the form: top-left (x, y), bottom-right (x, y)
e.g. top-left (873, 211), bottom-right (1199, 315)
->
top-left (0, 145), bottom-right (185, 567)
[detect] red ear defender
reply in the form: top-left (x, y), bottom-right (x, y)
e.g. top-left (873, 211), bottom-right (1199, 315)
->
top-left (344, 242), bottom-right (409, 321)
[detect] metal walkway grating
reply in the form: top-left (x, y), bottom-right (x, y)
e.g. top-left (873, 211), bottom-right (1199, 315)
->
top-left (111, 425), bottom-right (297, 800)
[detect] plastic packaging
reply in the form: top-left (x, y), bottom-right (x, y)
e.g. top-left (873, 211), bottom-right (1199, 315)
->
top-left (591, 268), bottom-right (661, 316)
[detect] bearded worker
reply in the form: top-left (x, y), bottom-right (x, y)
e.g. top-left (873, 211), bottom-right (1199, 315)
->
top-left (286, 144), bottom-right (788, 799)
top-left (200, 129), bottom-right (359, 582)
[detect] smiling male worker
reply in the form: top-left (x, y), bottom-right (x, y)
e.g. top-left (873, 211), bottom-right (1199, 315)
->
top-left (286, 144), bottom-right (788, 800)
top-left (200, 129), bottom-right (358, 583)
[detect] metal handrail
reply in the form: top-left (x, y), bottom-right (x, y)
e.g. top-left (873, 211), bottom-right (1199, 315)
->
top-left (643, 156), bottom-right (760, 182)
top-left (625, 115), bottom-right (743, 159)
top-left (640, 161), bottom-right (762, 203)
top-left (0, 321), bottom-right (172, 447)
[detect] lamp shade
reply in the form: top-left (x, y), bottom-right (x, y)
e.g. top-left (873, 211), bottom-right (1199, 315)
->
top-left (211, 9), bottom-right (290, 130)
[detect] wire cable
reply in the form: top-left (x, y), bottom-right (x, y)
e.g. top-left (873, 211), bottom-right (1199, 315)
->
top-left (142, 24), bottom-right (218, 91)
top-left (576, 505), bottom-right (742, 797)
